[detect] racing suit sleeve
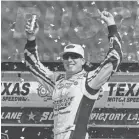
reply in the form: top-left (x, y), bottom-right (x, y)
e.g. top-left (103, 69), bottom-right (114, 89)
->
top-left (85, 25), bottom-right (122, 94)
top-left (24, 39), bottom-right (55, 93)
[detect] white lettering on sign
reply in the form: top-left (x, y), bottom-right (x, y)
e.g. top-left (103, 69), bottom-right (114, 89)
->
top-left (90, 113), bottom-right (126, 121)
top-left (107, 97), bottom-right (139, 103)
top-left (127, 114), bottom-right (139, 121)
top-left (2, 96), bottom-right (28, 101)
top-left (40, 112), bottom-right (53, 121)
top-left (1, 112), bottom-right (22, 120)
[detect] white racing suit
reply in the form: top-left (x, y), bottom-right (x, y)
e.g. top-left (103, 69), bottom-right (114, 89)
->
top-left (24, 25), bottom-right (122, 139)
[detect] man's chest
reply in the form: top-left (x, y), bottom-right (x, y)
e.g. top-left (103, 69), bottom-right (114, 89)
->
top-left (53, 77), bottom-right (84, 100)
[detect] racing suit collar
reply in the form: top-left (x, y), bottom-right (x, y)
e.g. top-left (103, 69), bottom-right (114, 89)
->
top-left (66, 69), bottom-right (86, 79)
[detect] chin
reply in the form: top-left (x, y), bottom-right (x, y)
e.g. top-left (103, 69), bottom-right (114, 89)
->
top-left (71, 70), bottom-right (79, 74)
top-left (66, 69), bottom-right (75, 74)
top-left (67, 69), bottom-right (74, 73)
top-left (66, 66), bottom-right (81, 73)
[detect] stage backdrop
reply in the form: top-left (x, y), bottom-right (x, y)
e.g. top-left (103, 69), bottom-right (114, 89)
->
top-left (1, 72), bottom-right (139, 128)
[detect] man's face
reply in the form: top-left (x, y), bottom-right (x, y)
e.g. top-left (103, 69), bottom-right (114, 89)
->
top-left (62, 52), bottom-right (85, 74)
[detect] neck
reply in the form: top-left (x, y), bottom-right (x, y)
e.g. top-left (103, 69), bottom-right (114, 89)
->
top-left (66, 73), bottom-right (73, 79)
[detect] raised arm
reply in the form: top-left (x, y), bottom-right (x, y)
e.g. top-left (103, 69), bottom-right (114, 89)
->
top-left (86, 11), bottom-right (123, 92)
top-left (24, 16), bottom-right (55, 93)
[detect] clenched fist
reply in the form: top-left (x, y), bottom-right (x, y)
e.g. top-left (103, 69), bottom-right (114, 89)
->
top-left (98, 10), bottom-right (115, 26)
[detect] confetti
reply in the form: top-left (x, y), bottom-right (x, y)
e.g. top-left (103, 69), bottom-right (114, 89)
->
top-left (100, 20), bottom-right (105, 24)
top-left (123, 32), bottom-right (128, 35)
top-left (37, 132), bottom-right (41, 136)
top-left (20, 78), bottom-right (25, 83)
top-left (5, 130), bottom-right (8, 133)
top-left (91, 2), bottom-right (95, 5)
top-left (6, 8), bottom-right (10, 12)
top-left (22, 128), bottom-right (25, 132)
top-left (1, 1), bottom-right (139, 65)
top-left (113, 12), bottom-right (118, 16)
top-left (57, 36), bottom-right (60, 39)
top-left (98, 38), bottom-right (102, 41)
top-left (48, 34), bottom-right (52, 38)
top-left (21, 60), bottom-right (25, 63)
top-left (62, 8), bottom-right (65, 12)
top-left (50, 24), bottom-right (55, 27)
top-left (56, 56), bottom-right (61, 60)
top-left (129, 43), bottom-right (133, 45)
top-left (83, 8), bottom-right (88, 12)
top-left (82, 44), bottom-right (86, 48)
top-left (13, 65), bottom-right (17, 69)
top-left (61, 42), bottom-right (66, 46)
top-left (16, 49), bottom-right (19, 52)
top-left (74, 27), bottom-right (78, 32)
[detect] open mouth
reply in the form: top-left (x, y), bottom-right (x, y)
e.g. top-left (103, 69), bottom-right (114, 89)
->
top-left (68, 63), bottom-right (75, 66)
top-left (67, 64), bottom-right (75, 68)
top-left (68, 64), bottom-right (74, 67)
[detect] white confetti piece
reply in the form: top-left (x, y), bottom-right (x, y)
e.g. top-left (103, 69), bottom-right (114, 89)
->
top-left (61, 42), bottom-right (66, 46)
top-left (82, 44), bottom-right (86, 48)
top-left (124, 32), bottom-right (128, 35)
top-left (21, 60), bottom-right (25, 63)
top-left (49, 34), bottom-right (52, 38)
top-left (83, 8), bottom-right (87, 12)
top-left (57, 57), bottom-right (61, 60)
top-left (113, 12), bottom-right (118, 16)
top-left (14, 65), bottom-right (17, 69)
top-left (20, 78), bottom-right (25, 83)
top-left (16, 49), bottom-right (18, 52)
top-left (62, 8), bottom-right (65, 12)
top-left (22, 128), bottom-right (25, 132)
top-left (50, 24), bottom-right (54, 27)
top-left (5, 130), bottom-right (8, 133)
top-left (91, 2), bottom-right (95, 5)
top-left (74, 27), bottom-right (78, 32)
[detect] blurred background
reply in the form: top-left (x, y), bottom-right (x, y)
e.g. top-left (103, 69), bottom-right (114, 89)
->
top-left (1, 1), bottom-right (139, 63)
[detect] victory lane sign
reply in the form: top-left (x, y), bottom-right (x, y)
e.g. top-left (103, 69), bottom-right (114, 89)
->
top-left (1, 107), bottom-right (53, 125)
top-left (88, 108), bottom-right (139, 126)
